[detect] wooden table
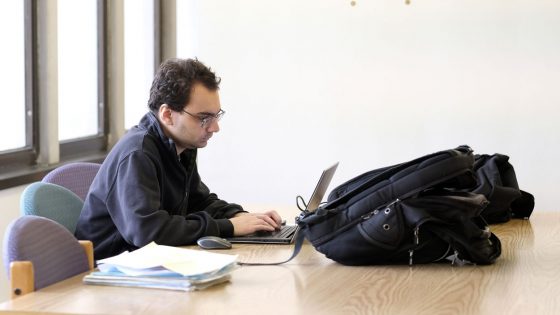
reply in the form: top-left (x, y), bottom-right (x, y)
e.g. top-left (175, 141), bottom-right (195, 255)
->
top-left (0, 211), bottom-right (558, 315)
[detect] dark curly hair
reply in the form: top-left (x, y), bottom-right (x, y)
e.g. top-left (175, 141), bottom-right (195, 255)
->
top-left (148, 58), bottom-right (221, 112)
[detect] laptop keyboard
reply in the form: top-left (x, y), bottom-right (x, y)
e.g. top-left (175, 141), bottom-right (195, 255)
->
top-left (255, 225), bottom-right (298, 238)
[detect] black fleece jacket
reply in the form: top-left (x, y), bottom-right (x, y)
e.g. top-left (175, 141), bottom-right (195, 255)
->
top-left (75, 112), bottom-right (244, 260)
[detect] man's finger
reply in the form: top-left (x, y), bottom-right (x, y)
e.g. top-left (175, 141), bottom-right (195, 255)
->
top-left (259, 215), bottom-right (278, 228)
top-left (264, 210), bottom-right (282, 224)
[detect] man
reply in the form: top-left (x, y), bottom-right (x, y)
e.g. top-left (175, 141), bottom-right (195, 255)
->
top-left (75, 58), bottom-right (282, 260)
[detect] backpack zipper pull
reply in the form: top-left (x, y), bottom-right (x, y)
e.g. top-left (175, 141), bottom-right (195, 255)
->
top-left (409, 226), bottom-right (420, 266)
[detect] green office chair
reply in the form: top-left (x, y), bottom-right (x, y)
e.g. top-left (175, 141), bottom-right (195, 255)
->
top-left (20, 182), bottom-right (84, 233)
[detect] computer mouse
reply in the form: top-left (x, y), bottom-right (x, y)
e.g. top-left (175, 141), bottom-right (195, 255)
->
top-left (196, 236), bottom-right (232, 250)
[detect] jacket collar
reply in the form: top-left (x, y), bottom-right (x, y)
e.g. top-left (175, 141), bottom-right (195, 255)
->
top-left (139, 111), bottom-right (197, 161)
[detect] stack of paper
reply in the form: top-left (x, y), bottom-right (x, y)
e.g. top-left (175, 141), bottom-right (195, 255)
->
top-left (83, 242), bottom-right (238, 291)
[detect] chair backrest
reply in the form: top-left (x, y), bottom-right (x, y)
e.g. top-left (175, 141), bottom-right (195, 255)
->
top-left (2, 215), bottom-right (93, 298)
top-left (42, 162), bottom-right (101, 201)
top-left (20, 182), bottom-right (84, 233)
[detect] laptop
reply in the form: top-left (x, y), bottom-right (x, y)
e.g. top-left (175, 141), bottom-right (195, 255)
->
top-left (227, 162), bottom-right (339, 244)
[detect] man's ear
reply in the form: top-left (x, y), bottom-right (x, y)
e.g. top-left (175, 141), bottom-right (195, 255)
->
top-left (158, 104), bottom-right (174, 125)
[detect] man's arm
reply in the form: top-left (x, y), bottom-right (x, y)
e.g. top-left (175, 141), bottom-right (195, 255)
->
top-left (187, 165), bottom-right (282, 235)
top-left (188, 178), bottom-right (246, 219)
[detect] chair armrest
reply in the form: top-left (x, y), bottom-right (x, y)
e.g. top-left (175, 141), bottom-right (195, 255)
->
top-left (78, 240), bottom-right (94, 270)
top-left (10, 261), bottom-right (34, 298)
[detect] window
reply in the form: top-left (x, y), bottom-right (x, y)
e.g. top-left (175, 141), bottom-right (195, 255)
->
top-left (0, 0), bottom-right (107, 188)
top-left (58, 0), bottom-right (100, 141)
top-left (0, 0), bottom-right (37, 180)
top-left (124, 0), bottom-right (156, 129)
top-left (176, 0), bottom-right (200, 59)
top-left (0, 1), bottom-right (27, 152)
top-left (58, 0), bottom-right (106, 160)
top-left (0, 0), bottom-right (163, 189)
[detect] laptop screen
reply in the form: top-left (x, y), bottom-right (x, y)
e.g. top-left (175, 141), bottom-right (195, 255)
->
top-left (305, 162), bottom-right (339, 211)
top-left (226, 162), bottom-right (339, 244)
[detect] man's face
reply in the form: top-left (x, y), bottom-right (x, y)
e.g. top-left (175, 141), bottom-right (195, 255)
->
top-left (165, 83), bottom-right (222, 153)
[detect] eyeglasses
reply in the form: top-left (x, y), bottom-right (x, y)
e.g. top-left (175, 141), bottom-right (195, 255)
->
top-left (181, 109), bottom-right (225, 128)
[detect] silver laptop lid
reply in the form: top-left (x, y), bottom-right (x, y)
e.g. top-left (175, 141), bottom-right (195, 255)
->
top-left (306, 162), bottom-right (339, 211)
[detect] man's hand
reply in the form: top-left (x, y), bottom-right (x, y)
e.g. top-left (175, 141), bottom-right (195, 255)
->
top-left (229, 210), bottom-right (283, 236)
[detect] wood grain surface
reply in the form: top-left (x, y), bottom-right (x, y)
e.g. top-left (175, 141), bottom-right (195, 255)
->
top-left (0, 211), bottom-right (558, 315)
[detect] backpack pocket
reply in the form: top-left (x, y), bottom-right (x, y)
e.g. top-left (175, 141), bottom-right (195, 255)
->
top-left (312, 200), bottom-right (448, 266)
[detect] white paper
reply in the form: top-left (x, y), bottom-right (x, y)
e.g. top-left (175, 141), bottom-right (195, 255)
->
top-left (97, 242), bottom-right (238, 277)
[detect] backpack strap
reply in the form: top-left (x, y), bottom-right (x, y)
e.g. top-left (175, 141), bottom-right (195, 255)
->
top-left (324, 146), bottom-right (475, 209)
top-left (511, 190), bottom-right (534, 219)
top-left (237, 229), bottom-right (305, 266)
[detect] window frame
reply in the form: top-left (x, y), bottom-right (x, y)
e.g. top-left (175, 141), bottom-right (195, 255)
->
top-left (0, 0), bottom-right (165, 190)
top-left (59, 0), bottom-right (107, 159)
top-left (0, 0), bottom-right (37, 173)
top-left (0, 0), bottom-right (109, 189)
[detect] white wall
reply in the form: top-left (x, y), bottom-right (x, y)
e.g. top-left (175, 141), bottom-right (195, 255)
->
top-left (177, 0), bottom-right (559, 211)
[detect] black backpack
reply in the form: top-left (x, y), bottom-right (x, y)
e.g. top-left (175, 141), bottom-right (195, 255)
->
top-left (294, 145), bottom-right (533, 266)
top-left (471, 153), bottom-right (534, 223)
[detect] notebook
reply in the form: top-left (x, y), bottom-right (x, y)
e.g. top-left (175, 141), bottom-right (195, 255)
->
top-left (227, 162), bottom-right (339, 244)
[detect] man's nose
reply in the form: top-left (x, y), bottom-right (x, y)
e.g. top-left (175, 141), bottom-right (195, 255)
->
top-left (207, 119), bottom-right (220, 133)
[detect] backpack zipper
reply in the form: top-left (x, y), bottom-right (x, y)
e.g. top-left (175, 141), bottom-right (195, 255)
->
top-left (310, 199), bottom-right (401, 247)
